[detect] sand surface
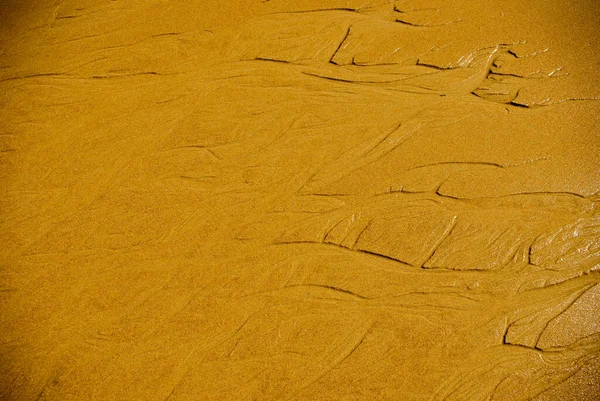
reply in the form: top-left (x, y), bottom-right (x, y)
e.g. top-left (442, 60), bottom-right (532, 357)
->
top-left (1, 1), bottom-right (599, 400)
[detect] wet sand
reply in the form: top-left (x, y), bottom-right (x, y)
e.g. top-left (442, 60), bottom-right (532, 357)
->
top-left (1, 1), bottom-right (599, 400)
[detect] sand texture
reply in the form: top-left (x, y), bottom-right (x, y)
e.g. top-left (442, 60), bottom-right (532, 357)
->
top-left (1, 1), bottom-right (599, 400)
